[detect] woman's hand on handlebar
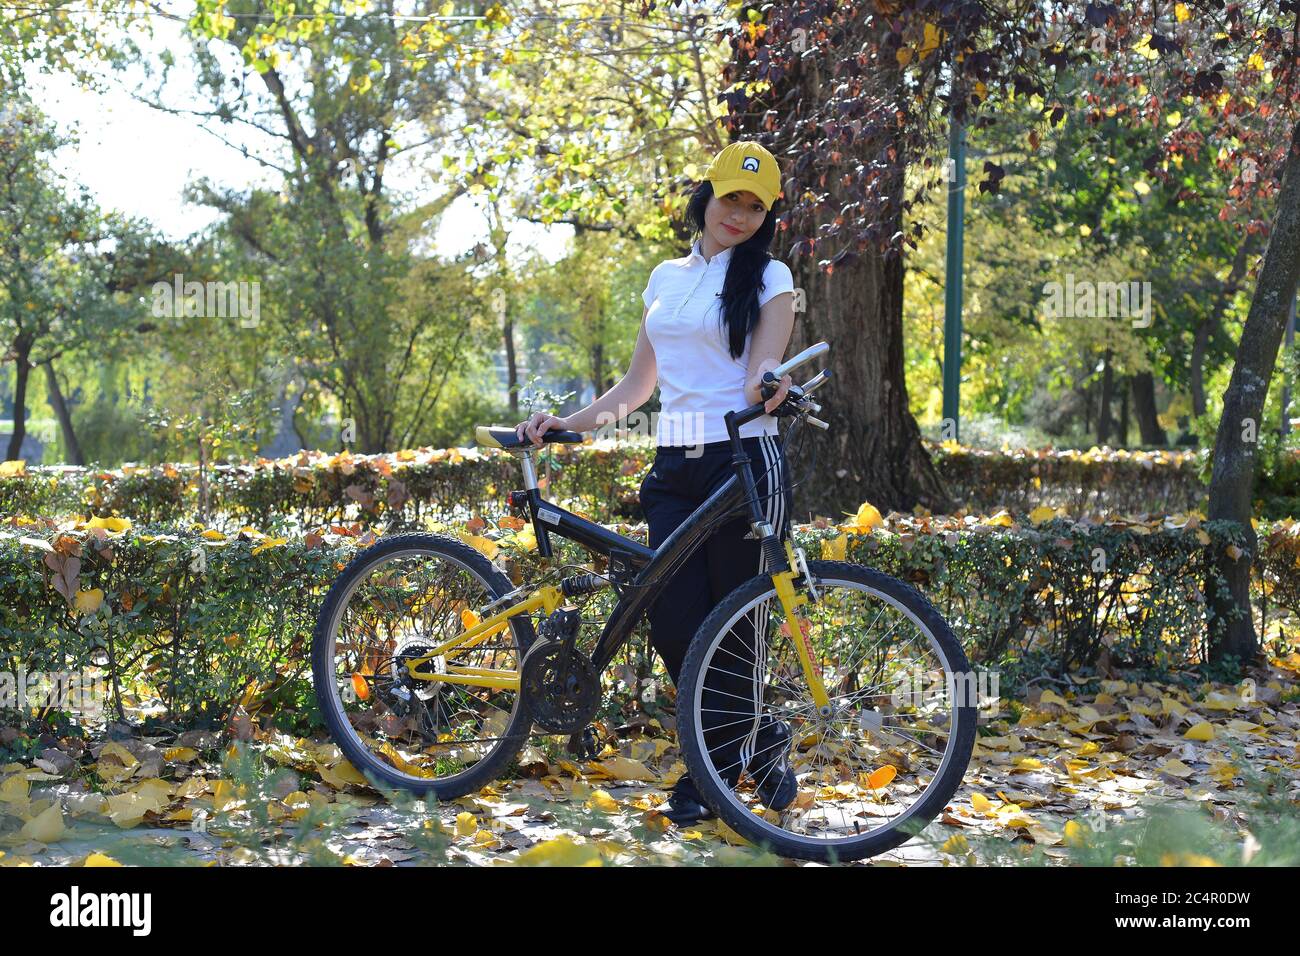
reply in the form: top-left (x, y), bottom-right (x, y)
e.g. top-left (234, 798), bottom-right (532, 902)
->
top-left (515, 412), bottom-right (570, 448)
top-left (760, 373), bottom-right (793, 414)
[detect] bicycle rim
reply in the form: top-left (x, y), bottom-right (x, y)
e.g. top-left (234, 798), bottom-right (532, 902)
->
top-left (319, 545), bottom-right (526, 789)
top-left (685, 570), bottom-right (975, 857)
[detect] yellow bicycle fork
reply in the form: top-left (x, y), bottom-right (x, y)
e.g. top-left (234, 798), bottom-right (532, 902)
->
top-left (375, 540), bottom-right (828, 704)
top-left (769, 540), bottom-right (831, 711)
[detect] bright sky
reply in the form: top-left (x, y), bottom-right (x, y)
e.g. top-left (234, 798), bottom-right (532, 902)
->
top-left (25, 12), bottom-right (572, 261)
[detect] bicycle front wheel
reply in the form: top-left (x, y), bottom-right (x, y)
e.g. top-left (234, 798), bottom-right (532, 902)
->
top-left (677, 559), bottom-right (978, 863)
top-left (311, 532), bottom-right (536, 799)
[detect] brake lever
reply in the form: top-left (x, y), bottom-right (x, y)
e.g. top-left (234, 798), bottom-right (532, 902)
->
top-left (790, 396), bottom-right (828, 425)
top-left (800, 369), bottom-right (831, 395)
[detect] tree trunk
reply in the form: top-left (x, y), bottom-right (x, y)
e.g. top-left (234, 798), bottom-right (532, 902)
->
top-left (1130, 370), bottom-right (1167, 446)
top-left (1205, 120), bottom-right (1300, 669)
top-left (1191, 237), bottom-right (1254, 417)
top-left (42, 360), bottom-right (83, 465)
top-left (1189, 318), bottom-right (1211, 419)
top-left (591, 340), bottom-right (604, 400)
top-left (786, 236), bottom-right (952, 517)
top-left (1119, 376), bottom-right (1129, 445)
top-left (259, 367), bottom-right (306, 459)
top-left (757, 37), bottom-right (949, 518)
top-left (1097, 348), bottom-right (1114, 445)
top-left (503, 309), bottom-right (519, 418)
top-left (5, 335), bottom-right (33, 462)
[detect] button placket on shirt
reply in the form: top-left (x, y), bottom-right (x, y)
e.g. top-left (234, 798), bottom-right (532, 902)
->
top-left (670, 255), bottom-right (709, 322)
top-left (668, 245), bottom-right (730, 325)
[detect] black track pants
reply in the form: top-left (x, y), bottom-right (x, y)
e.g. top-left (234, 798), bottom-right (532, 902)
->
top-left (638, 434), bottom-right (792, 782)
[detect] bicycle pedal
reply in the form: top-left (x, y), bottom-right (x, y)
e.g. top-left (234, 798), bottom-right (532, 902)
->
top-left (566, 725), bottom-right (601, 760)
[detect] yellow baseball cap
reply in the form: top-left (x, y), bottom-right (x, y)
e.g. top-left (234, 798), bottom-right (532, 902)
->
top-left (705, 141), bottom-right (783, 211)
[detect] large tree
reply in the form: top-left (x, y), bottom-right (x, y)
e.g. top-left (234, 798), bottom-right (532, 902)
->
top-left (1077, 0), bottom-right (1300, 668)
top-left (169, 0), bottom-right (478, 453)
top-left (0, 99), bottom-right (139, 462)
top-left (1204, 119), bottom-right (1300, 666)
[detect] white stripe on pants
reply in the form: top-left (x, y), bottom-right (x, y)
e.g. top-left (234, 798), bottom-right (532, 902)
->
top-left (738, 434), bottom-right (784, 773)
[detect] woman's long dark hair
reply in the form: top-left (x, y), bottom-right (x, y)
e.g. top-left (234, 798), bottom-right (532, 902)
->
top-left (685, 179), bottom-right (780, 360)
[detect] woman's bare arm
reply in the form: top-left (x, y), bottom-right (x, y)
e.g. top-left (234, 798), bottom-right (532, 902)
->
top-left (561, 306), bottom-right (658, 434)
top-left (743, 290), bottom-right (796, 408)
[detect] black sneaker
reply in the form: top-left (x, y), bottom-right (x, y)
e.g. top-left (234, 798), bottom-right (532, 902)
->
top-left (746, 716), bottom-right (798, 811)
top-left (659, 774), bottom-right (716, 826)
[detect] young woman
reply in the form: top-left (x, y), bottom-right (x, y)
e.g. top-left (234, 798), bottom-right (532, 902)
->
top-left (515, 141), bottom-right (798, 825)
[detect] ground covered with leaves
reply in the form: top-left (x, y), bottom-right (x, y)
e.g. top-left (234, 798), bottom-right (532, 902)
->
top-left (2, 652), bottom-right (1298, 867)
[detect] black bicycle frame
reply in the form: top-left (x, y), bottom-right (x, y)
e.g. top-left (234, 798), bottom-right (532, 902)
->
top-left (518, 402), bottom-right (784, 674)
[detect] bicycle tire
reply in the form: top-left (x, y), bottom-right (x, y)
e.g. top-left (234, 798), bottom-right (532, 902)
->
top-left (677, 559), bottom-right (978, 863)
top-left (311, 531), bottom-right (537, 799)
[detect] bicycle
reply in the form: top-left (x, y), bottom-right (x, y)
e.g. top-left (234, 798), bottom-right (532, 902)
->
top-left (311, 341), bottom-right (977, 862)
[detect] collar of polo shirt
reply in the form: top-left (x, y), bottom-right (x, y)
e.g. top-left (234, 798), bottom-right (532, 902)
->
top-left (690, 238), bottom-right (733, 266)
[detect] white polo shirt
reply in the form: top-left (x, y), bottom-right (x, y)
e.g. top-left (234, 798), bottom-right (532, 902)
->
top-left (642, 239), bottom-right (795, 446)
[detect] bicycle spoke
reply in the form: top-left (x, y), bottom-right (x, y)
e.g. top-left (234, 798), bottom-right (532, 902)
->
top-left (712, 640), bottom-right (806, 701)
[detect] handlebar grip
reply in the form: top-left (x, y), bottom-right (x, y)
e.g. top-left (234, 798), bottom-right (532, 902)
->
top-left (762, 342), bottom-right (830, 385)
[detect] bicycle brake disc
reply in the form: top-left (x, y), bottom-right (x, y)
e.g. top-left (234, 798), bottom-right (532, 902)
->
top-left (520, 639), bottom-right (600, 735)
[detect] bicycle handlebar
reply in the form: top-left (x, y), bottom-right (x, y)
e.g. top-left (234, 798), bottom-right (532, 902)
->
top-left (762, 341), bottom-right (830, 388)
top-left (724, 341), bottom-right (831, 434)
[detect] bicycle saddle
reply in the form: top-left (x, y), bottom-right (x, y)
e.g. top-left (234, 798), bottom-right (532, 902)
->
top-left (475, 424), bottom-right (584, 450)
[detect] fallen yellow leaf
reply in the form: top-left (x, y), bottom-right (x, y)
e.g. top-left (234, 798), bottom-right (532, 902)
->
top-left (21, 802), bottom-right (66, 843)
top-left (75, 588), bottom-right (104, 615)
top-left (593, 757), bottom-right (656, 783)
top-left (86, 516), bottom-right (131, 533)
top-left (514, 835), bottom-right (602, 866)
top-left (842, 501), bottom-right (884, 532)
top-left (1028, 505), bottom-right (1056, 525)
top-left (820, 534), bottom-right (847, 560)
top-left (983, 510), bottom-right (1015, 527)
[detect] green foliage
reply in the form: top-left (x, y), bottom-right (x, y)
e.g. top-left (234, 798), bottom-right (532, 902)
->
top-left (0, 0), bottom-right (139, 85)
top-left (0, 96), bottom-right (146, 458)
top-left (0, 497), bottom-right (1284, 733)
top-left (814, 515), bottom-right (1258, 689)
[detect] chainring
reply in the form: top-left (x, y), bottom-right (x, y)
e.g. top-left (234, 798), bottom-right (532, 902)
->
top-left (520, 639), bottom-right (600, 734)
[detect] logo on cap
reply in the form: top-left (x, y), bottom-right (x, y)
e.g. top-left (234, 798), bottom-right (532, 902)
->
top-left (742, 156), bottom-right (760, 172)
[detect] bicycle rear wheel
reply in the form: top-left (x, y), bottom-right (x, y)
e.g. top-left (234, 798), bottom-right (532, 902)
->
top-left (677, 559), bottom-right (978, 862)
top-left (311, 532), bottom-right (535, 798)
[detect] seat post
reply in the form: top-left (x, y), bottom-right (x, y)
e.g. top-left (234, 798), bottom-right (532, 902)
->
top-left (518, 450), bottom-right (539, 491)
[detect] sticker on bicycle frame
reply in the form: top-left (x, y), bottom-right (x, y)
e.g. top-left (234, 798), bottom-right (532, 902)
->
top-left (537, 507), bottom-right (562, 525)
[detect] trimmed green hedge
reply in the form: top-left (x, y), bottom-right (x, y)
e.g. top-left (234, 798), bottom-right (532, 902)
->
top-left (0, 507), bottom-right (1277, 730)
top-left (0, 439), bottom-right (1211, 531)
top-left (929, 442), bottom-right (1208, 515)
top-left (0, 443), bottom-right (648, 531)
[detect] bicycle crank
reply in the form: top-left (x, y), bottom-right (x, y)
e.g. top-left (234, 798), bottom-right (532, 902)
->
top-left (520, 638), bottom-right (600, 734)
